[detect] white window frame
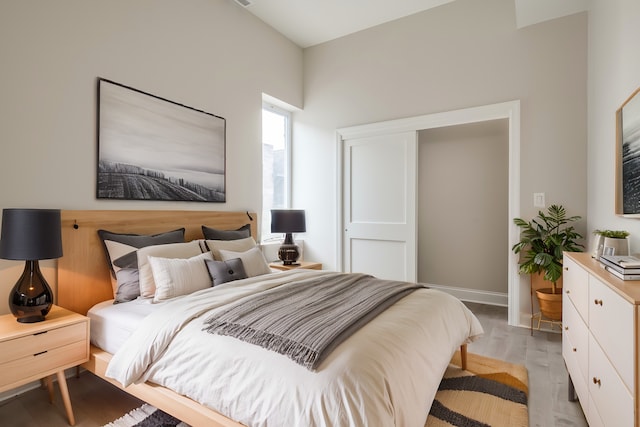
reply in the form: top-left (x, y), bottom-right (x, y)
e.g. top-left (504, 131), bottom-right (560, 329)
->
top-left (262, 102), bottom-right (292, 241)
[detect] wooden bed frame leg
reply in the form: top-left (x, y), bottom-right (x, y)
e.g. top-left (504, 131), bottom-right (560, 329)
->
top-left (460, 344), bottom-right (468, 371)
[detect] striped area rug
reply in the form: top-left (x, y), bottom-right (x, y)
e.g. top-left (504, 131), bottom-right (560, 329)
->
top-left (426, 351), bottom-right (529, 427)
top-left (103, 404), bottom-right (189, 427)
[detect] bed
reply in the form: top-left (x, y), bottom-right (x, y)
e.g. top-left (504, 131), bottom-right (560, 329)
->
top-left (56, 210), bottom-right (483, 427)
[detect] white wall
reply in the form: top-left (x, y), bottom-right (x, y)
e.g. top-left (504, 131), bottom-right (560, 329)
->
top-left (295, 0), bottom-right (588, 322)
top-left (418, 120), bottom-right (509, 296)
top-left (588, 0), bottom-right (640, 249)
top-left (0, 0), bottom-right (303, 315)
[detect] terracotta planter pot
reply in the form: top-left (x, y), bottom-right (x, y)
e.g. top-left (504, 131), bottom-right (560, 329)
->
top-left (536, 288), bottom-right (563, 321)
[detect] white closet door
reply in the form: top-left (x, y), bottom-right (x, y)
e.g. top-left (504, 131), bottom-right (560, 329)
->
top-left (343, 131), bottom-right (417, 281)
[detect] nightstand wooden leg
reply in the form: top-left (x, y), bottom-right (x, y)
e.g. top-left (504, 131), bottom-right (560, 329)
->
top-left (56, 370), bottom-right (75, 426)
top-left (44, 375), bottom-right (54, 403)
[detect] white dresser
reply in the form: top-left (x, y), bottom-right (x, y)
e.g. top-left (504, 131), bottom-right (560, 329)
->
top-left (563, 252), bottom-right (639, 427)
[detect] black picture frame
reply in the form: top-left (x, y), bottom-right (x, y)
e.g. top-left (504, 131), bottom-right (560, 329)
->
top-left (97, 78), bottom-right (226, 202)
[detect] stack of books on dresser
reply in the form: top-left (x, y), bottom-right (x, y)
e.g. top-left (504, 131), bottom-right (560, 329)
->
top-left (599, 255), bottom-right (640, 280)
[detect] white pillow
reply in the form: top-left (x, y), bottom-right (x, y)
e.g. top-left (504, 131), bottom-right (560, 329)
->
top-left (204, 236), bottom-right (257, 260)
top-left (149, 252), bottom-right (214, 302)
top-left (137, 241), bottom-right (203, 298)
top-left (218, 246), bottom-right (271, 277)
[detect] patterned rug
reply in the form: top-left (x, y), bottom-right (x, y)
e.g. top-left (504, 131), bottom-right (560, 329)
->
top-left (104, 352), bottom-right (528, 427)
top-left (426, 351), bottom-right (529, 427)
top-left (103, 404), bottom-right (189, 427)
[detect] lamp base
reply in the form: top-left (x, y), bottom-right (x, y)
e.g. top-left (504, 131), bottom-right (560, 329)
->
top-left (278, 244), bottom-right (300, 265)
top-left (9, 260), bottom-right (53, 323)
top-left (16, 314), bottom-right (47, 324)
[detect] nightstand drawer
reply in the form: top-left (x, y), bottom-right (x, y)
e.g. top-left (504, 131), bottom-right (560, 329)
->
top-left (0, 322), bottom-right (87, 365)
top-left (0, 340), bottom-right (88, 391)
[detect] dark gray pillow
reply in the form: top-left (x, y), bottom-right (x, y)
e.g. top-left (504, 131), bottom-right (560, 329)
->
top-left (113, 251), bottom-right (138, 269)
top-left (201, 224), bottom-right (251, 241)
top-left (205, 258), bottom-right (248, 286)
top-left (97, 228), bottom-right (186, 277)
top-left (97, 228), bottom-right (186, 303)
top-left (114, 268), bottom-right (140, 303)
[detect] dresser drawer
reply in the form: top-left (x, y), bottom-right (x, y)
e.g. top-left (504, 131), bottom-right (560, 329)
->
top-left (563, 255), bottom-right (589, 321)
top-left (589, 333), bottom-right (634, 427)
top-left (563, 330), bottom-right (589, 411)
top-left (588, 395), bottom-right (605, 427)
top-left (0, 322), bottom-right (87, 365)
top-left (563, 297), bottom-right (588, 380)
top-left (0, 340), bottom-right (88, 391)
top-left (588, 275), bottom-right (634, 392)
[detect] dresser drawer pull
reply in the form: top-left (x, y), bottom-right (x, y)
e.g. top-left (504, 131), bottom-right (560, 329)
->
top-left (33, 350), bottom-right (48, 357)
top-left (573, 348), bottom-right (577, 352)
top-left (592, 377), bottom-right (601, 386)
top-left (33, 331), bottom-right (48, 336)
top-left (594, 299), bottom-right (603, 306)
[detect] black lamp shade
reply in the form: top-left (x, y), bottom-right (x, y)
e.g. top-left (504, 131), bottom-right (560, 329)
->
top-left (0, 209), bottom-right (63, 260)
top-left (270, 210), bottom-right (306, 233)
top-left (271, 210), bottom-right (306, 265)
top-left (0, 209), bottom-right (62, 323)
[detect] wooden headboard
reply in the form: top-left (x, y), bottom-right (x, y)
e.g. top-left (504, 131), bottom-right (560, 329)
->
top-left (57, 210), bottom-right (258, 315)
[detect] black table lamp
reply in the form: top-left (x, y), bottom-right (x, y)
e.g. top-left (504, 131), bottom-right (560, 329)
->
top-left (0, 209), bottom-right (62, 323)
top-left (271, 209), bottom-right (306, 265)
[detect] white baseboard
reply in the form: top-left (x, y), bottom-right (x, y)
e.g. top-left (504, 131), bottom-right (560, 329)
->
top-left (0, 367), bottom-right (79, 403)
top-left (425, 283), bottom-right (508, 307)
top-left (428, 284), bottom-right (562, 333)
top-left (0, 380), bottom-right (41, 403)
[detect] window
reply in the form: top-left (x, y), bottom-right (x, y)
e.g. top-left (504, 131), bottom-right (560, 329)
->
top-left (262, 102), bottom-right (291, 240)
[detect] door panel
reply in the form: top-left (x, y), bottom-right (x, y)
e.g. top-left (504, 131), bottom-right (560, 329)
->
top-left (343, 132), bottom-right (417, 281)
top-left (351, 239), bottom-right (407, 280)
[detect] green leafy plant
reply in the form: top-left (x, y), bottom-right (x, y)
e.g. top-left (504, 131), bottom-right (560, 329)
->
top-left (512, 204), bottom-right (584, 293)
top-left (593, 229), bottom-right (629, 239)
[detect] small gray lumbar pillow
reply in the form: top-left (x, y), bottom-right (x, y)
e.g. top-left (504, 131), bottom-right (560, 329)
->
top-left (217, 247), bottom-right (271, 277)
top-left (205, 258), bottom-right (248, 286)
top-left (201, 224), bottom-right (251, 240)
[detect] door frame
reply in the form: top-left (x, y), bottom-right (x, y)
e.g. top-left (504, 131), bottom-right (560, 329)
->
top-left (336, 100), bottom-right (522, 326)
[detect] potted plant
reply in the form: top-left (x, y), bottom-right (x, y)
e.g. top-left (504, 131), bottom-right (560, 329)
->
top-left (512, 205), bottom-right (584, 321)
top-left (593, 229), bottom-right (630, 258)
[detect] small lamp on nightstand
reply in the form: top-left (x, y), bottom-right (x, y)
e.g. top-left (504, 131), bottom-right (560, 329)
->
top-left (271, 209), bottom-right (306, 265)
top-left (0, 209), bottom-right (63, 323)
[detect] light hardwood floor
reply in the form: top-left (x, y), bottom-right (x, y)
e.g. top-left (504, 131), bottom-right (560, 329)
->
top-left (464, 302), bottom-right (588, 427)
top-left (0, 303), bottom-right (588, 427)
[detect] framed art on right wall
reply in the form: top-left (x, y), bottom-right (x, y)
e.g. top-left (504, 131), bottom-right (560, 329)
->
top-left (616, 86), bottom-right (640, 215)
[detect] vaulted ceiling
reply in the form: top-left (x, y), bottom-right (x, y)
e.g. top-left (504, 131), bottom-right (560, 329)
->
top-left (231, 0), bottom-right (590, 48)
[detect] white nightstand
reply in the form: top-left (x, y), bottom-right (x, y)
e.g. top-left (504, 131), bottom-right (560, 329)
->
top-left (0, 305), bottom-right (89, 425)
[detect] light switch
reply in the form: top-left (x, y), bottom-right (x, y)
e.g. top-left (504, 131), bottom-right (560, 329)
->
top-left (533, 192), bottom-right (545, 208)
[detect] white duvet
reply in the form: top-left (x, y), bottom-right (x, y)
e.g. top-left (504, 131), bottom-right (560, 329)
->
top-left (106, 269), bottom-right (483, 427)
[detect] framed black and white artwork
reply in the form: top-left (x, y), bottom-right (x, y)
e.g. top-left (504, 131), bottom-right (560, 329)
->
top-left (617, 86), bottom-right (640, 215)
top-left (97, 78), bottom-right (226, 202)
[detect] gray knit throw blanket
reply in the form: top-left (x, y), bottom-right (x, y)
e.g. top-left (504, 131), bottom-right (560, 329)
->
top-left (202, 272), bottom-right (425, 370)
